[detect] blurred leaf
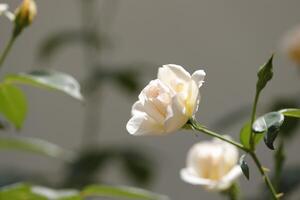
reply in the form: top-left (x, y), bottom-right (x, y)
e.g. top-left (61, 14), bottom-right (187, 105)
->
top-left (239, 154), bottom-right (249, 180)
top-left (252, 112), bottom-right (284, 150)
top-left (280, 108), bottom-right (300, 118)
top-left (63, 147), bottom-right (155, 188)
top-left (82, 185), bottom-right (168, 200)
top-left (256, 55), bottom-right (274, 93)
top-left (31, 186), bottom-right (79, 200)
top-left (113, 69), bottom-right (140, 94)
top-left (38, 30), bottom-right (106, 60)
top-left (239, 122), bottom-right (264, 149)
top-left (0, 135), bottom-right (75, 161)
top-left (0, 183), bottom-right (168, 200)
top-left (0, 183), bottom-right (47, 200)
top-left (121, 150), bottom-right (154, 185)
top-left (0, 84), bottom-right (27, 130)
top-left (5, 70), bottom-right (83, 100)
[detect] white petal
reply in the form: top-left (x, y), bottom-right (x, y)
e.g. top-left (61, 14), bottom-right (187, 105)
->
top-left (180, 168), bottom-right (213, 186)
top-left (0, 4), bottom-right (8, 13)
top-left (132, 100), bottom-right (165, 123)
top-left (191, 70), bottom-right (206, 88)
top-left (218, 165), bottom-right (242, 188)
top-left (158, 64), bottom-right (191, 85)
top-left (126, 113), bottom-right (163, 136)
top-left (164, 96), bottom-right (189, 133)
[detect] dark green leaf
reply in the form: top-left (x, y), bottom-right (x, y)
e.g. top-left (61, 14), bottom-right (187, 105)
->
top-left (280, 108), bottom-right (300, 118)
top-left (0, 135), bottom-right (76, 161)
top-left (256, 55), bottom-right (274, 93)
top-left (5, 70), bottom-right (83, 100)
top-left (0, 84), bottom-right (27, 129)
top-left (252, 112), bottom-right (284, 150)
top-left (81, 185), bottom-right (168, 200)
top-left (239, 122), bottom-right (264, 149)
top-left (239, 155), bottom-right (249, 180)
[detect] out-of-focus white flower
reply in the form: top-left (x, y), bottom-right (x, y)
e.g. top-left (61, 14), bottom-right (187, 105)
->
top-left (180, 137), bottom-right (241, 191)
top-left (0, 4), bottom-right (15, 21)
top-left (281, 25), bottom-right (300, 65)
top-left (126, 64), bottom-right (205, 136)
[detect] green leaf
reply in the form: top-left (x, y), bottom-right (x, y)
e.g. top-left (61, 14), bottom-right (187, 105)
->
top-left (252, 112), bottom-right (285, 150)
top-left (256, 55), bottom-right (274, 93)
top-left (0, 183), bottom-right (47, 200)
top-left (239, 154), bottom-right (249, 180)
top-left (0, 135), bottom-right (75, 161)
top-left (239, 122), bottom-right (264, 149)
top-left (5, 70), bottom-right (83, 100)
top-left (0, 84), bottom-right (27, 129)
top-left (280, 108), bottom-right (300, 118)
top-left (0, 183), bottom-right (169, 200)
top-left (81, 185), bottom-right (169, 200)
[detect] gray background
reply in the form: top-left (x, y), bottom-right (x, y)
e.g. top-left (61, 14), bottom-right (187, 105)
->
top-left (0, 0), bottom-right (300, 199)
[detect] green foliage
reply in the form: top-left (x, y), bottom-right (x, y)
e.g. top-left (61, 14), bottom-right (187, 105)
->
top-left (5, 70), bottom-right (83, 100)
top-left (0, 135), bottom-right (75, 161)
top-left (256, 55), bottom-right (274, 93)
top-left (63, 147), bottom-right (155, 188)
top-left (81, 185), bottom-right (168, 200)
top-left (239, 154), bottom-right (249, 180)
top-left (38, 30), bottom-right (106, 61)
top-left (0, 183), bottom-right (46, 200)
top-left (0, 84), bottom-right (27, 129)
top-left (0, 183), bottom-right (168, 200)
top-left (239, 122), bottom-right (264, 149)
top-left (280, 108), bottom-right (300, 118)
top-left (252, 112), bottom-right (284, 150)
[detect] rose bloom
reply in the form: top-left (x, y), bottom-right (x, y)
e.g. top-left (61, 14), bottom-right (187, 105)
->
top-left (282, 25), bottom-right (300, 65)
top-left (126, 64), bottom-right (205, 136)
top-left (180, 138), bottom-right (241, 191)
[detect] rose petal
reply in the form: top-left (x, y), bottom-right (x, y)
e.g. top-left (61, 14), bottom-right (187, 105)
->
top-left (126, 113), bottom-right (163, 136)
top-left (164, 96), bottom-right (189, 133)
top-left (180, 168), bottom-right (214, 186)
top-left (158, 64), bottom-right (191, 86)
top-left (191, 70), bottom-right (206, 88)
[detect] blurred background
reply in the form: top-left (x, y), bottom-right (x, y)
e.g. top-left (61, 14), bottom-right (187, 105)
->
top-left (0, 0), bottom-right (300, 199)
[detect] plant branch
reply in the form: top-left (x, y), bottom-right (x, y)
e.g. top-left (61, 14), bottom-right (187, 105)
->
top-left (250, 152), bottom-right (279, 200)
top-left (249, 90), bottom-right (260, 149)
top-left (0, 35), bottom-right (17, 69)
top-left (187, 118), bottom-right (248, 152)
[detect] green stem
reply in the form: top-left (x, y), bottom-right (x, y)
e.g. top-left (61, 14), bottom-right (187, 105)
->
top-left (249, 90), bottom-right (260, 149)
top-left (187, 118), bottom-right (279, 200)
top-left (250, 152), bottom-right (279, 200)
top-left (187, 118), bottom-right (248, 152)
top-left (0, 35), bottom-right (17, 69)
top-left (223, 183), bottom-right (239, 200)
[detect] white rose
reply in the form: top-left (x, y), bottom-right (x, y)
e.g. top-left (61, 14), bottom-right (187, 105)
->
top-left (126, 64), bottom-right (205, 135)
top-left (180, 137), bottom-right (242, 191)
